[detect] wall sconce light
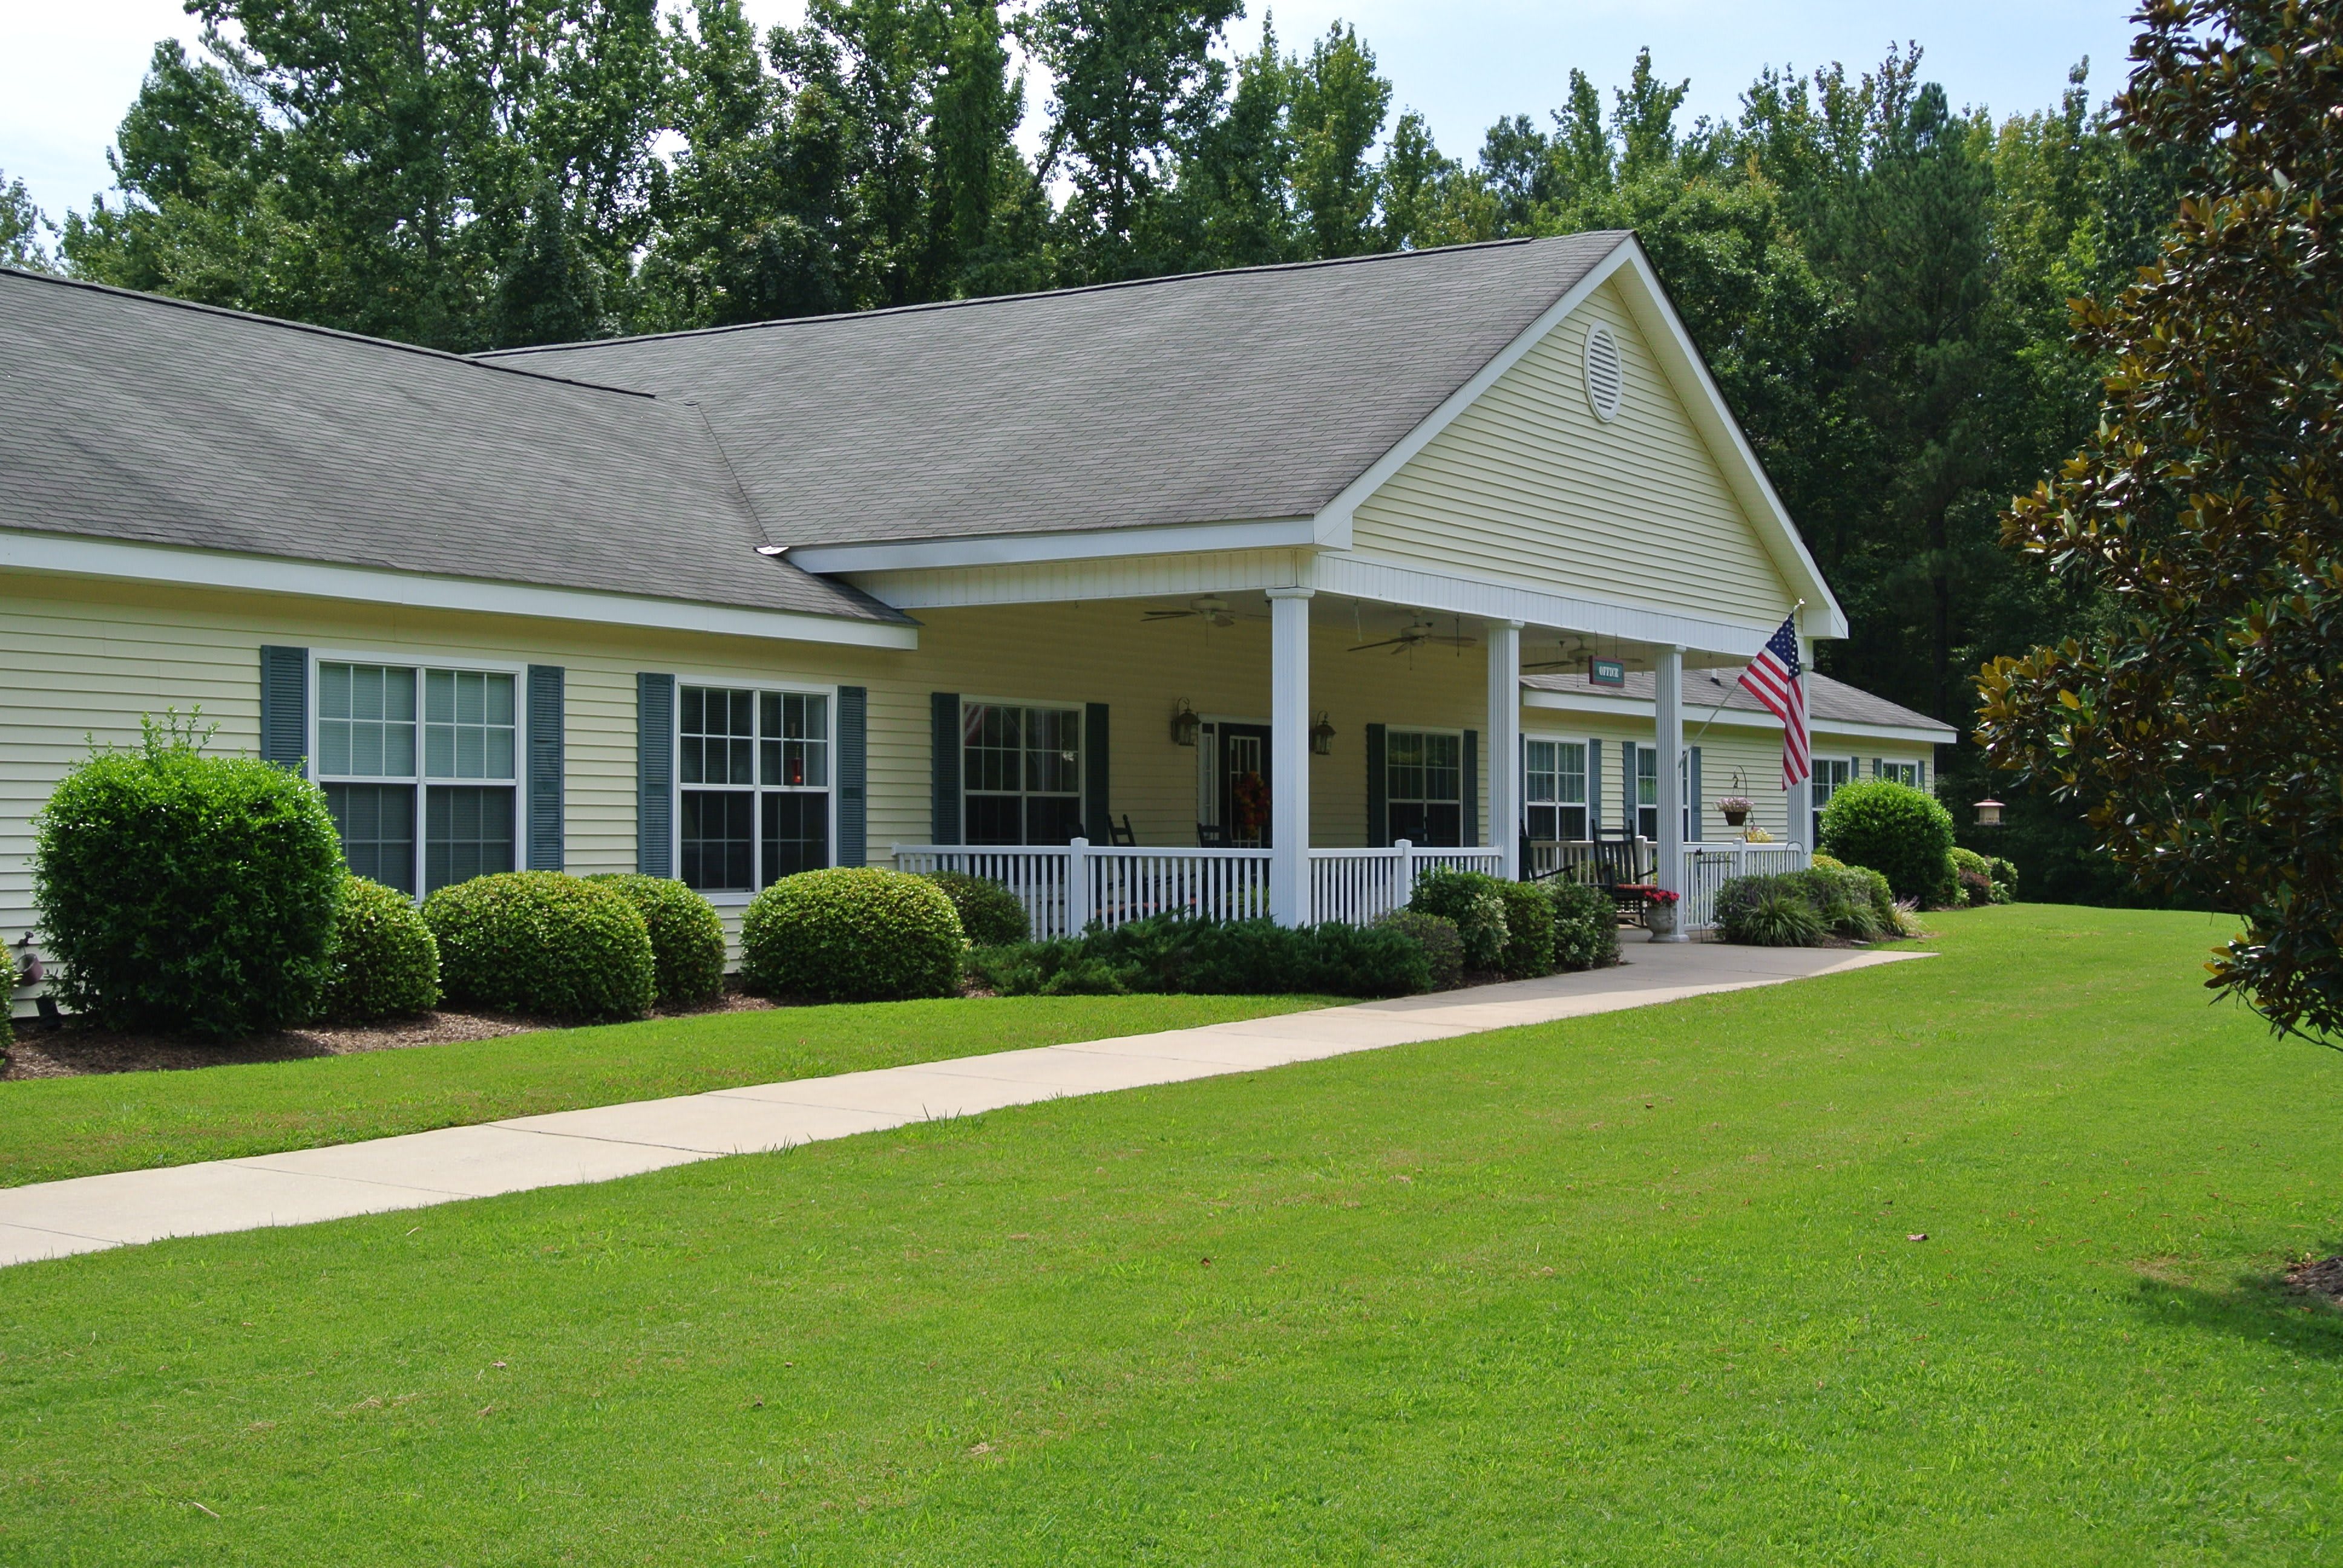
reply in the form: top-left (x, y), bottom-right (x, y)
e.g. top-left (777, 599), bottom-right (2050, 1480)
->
top-left (1170, 698), bottom-right (1201, 747)
top-left (1973, 797), bottom-right (2004, 829)
top-left (1310, 711), bottom-right (1337, 756)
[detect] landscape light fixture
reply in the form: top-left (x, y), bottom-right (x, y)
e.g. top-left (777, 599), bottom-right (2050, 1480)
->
top-left (1310, 711), bottom-right (1337, 756)
top-left (1170, 698), bottom-right (1200, 747)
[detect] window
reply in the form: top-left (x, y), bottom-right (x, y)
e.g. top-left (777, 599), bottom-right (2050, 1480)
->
top-left (1524, 739), bottom-right (1588, 841)
top-left (1633, 746), bottom-right (1659, 840)
top-left (1878, 760), bottom-right (1921, 787)
top-left (1812, 757), bottom-right (1855, 843)
top-left (1388, 730), bottom-right (1463, 847)
top-left (316, 659), bottom-right (517, 896)
top-left (680, 686), bottom-right (831, 892)
top-left (963, 702), bottom-right (1084, 846)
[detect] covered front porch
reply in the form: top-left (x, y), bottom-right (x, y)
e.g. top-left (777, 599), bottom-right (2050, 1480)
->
top-left (879, 585), bottom-right (1807, 935)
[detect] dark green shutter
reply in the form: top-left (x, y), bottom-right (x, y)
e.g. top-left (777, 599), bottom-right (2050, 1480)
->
top-left (837, 685), bottom-right (867, 867)
top-left (1687, 745), bottom-right (1703, 841)
top-left (931, 693), bottom-right (962, 845)
top-left (1619, 742), bottom-right (1636, 832)
top-left (526, 665), bottom-right (564, 871)
top-left (1587, 739), bottom-right (1604, 835)
top-left (1918, 756), bottom-right (1927, 791)
top-left (1083, 702), bottom-right (1110, 841)
top-left (1462, 729), bottom-right (1480, 848)
top-left (1873, 756), bottom-right (1885, 779)
top-left (637, 673), bottom-right (675, 877)
top-left (259, 645), bottom-right (308, 775)
top-left (1365, 723), bottom-right (1388, 844)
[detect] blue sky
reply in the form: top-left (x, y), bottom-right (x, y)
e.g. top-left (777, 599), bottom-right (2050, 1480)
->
top-left (2, 1), bottom-right (2140, 229)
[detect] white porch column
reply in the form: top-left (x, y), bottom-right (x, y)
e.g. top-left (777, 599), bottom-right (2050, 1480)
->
top-left (1487, 619), bottom-right (1522, 878)
top-left (1267, 587), bottom-right (1314, 926)
top-left (1654, 644), bottom-right (1688, 940)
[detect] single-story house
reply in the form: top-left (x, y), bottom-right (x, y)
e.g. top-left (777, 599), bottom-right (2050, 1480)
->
top-left (0, 232), bottom-right (1955, 999)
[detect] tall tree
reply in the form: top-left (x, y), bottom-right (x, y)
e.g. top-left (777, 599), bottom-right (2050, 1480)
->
top-left (3, 171), bottom-right (57, 271)
top-left (1148, 19), bottom-right (1297, 271)
top-left (1286, 22), bottom-right (1390, 259)
top-left (1022, 0), bottom-right (1239, 279)
top-left (1979, 0), bottom-right (2343, 1035)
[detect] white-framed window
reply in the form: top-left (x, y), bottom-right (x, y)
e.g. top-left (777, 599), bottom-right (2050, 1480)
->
top-left (963, 701), bottom-right (1084, 846)
top-left (315, 656), bottom-right (521, 897)
top-left (1633, 745), bottom-right (1659, 840)
top-left (1878, 760), bottom-right (1921, 787)
top-left (1388, 729), bottom-right (1464, 847)
top-left (1812, 757), bottom-right (1855, 843)
top-left (678, 685), bottom-right (833, 893)
top-left (1524, 738), bottom-right (1588, 842)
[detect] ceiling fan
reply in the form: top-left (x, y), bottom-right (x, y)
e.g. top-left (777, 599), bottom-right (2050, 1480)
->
top-left (1143, 595), bottom-right (1245, 628)
top-left (1350, 615), bottom-right (1478, 655)
top-left (1522, 635), bottom-right (1592, 671)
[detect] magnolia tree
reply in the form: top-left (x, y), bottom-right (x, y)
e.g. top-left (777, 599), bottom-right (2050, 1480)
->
top-left (1978, 0), bottom-right (2343, 1040)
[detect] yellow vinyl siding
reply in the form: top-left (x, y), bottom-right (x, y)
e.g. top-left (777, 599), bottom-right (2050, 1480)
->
top-left (1349, 279), bottom-right (1794, 626)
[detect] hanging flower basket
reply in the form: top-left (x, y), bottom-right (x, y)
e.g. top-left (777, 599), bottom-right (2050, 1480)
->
top-left (1717, 794), bottom-right (1754, 828)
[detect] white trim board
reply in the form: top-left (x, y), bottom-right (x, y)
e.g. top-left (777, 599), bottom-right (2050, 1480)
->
top-left (1520, 685), bottom-right (1953, 746)
top-left (787, 516), bottom-right (1322, 574)
top-left (0, 530), bottom-right (921, 651)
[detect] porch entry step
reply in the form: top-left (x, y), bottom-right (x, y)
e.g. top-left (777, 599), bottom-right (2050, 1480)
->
top-left (0, 944), bottom-right (1933, 1269)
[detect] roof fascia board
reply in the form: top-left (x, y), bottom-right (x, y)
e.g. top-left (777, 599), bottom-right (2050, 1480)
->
top-left (1605, 241), bottom-right (1849, 639)
top-left (0, 531), bottom-right (920, 650)
top-left (785, 516), bottom-right (1319, 573)
top-left (1308, 552), bottom-right (1777, 659)
top-left (1520, 685), bottom-right (1953, 743)
top-left (1310, 238), bottom-right (1634, 540)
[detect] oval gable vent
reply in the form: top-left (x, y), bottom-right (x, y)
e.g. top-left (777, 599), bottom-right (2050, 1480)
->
top-left (1584, 322), bottom-right (1625, 422)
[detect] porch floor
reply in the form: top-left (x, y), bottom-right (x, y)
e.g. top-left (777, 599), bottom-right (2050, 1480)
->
top-left (0, 943), bottom-right (1934, 1269)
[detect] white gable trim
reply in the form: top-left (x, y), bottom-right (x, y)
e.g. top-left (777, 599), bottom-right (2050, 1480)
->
top-left (785, 516), bottom-right (1322, 573)
top-left (1314, 237), bottom-right (1847, 640)
top-left (0, 530), bottom-right (922, 650)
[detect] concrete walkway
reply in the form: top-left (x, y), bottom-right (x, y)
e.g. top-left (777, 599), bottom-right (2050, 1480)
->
top-left (0, 942), bottom-right (1929, 1269)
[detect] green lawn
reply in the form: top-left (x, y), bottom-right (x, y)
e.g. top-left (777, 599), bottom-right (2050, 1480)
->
top-left (4, 906), bottom-right (2339, 1565)
top-left (0, 994), bottom-right (1332, 1187)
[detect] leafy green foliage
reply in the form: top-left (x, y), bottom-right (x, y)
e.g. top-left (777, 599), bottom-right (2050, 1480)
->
top-left (1374, 910), bottom-right (1464, 989)
top-left (33, 715), bottom-right (342, 1039)
top-left (968, 916), bottom-right (1430, 998)
top-left (321, 877), bottom-right (441, 1022)
top-left (1716, 877), bottom-right (1830, 947)
top-left (1407, 868), bottom-right (1509, 972)
top-left (1821, 779), bottom-right (1958, 905)
top-left (586, 875), bottom-right (727, 1007)
top-left (2, 166), bottom-right (54, 269)
top-left (1978, 0), bottom-right (2343, 1040)
top-left (1949, 847), bottom-right (1996, 908)
top-left (1546, 879), bottom-right (1622, 972)
top-left (423, 872), bottom-right (655, 1022)
top-left (742, 868), bottom-right (963, 1001)
top-left (1986, 856), bottom-right (2019, 904)
top-left (1495, 881), bottom-right (1558, 979)
top-left (920, 871), bottom-right (1029, 946)
top-left (0, 947), bottom-right (16, 1054)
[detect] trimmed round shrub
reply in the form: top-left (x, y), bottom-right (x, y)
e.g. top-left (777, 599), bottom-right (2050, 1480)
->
top-left (1496, 881), bottom-right (1558, 978)
top-left (1377, 910), bottom-right (1465, 988)
top-left (1819, 779), bottom-right (1957, 906)
top-left (1985, 855), bottom-right (2019, 904)
top-left (1948, 846), bottom-right (1996, 907)
top-left (1408, 867), bottom-right (1509, 971)
top-left (1548, 879), bottom-right (1621, 971)
top-left (33, 719), bottom-right (343, 1038)
top-left (922, 871), bottom-right (1029, 946)
top-left (587, 874), bottom-right (726, 1006)
top-left (423, 872), bottom-right (654, 1022)
top-left (322, 877), bottom-right (441, 1022)
top-left (742, 867), bottom-right (962, 1001)
top-left (1810, 852), bottom-right (1847, 872)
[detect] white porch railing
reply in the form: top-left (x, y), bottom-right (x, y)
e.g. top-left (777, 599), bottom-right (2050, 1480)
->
top-left (1682, 841), bottom-right (1810, 930)
top-left (893, 840), bottom-right (1503, 936)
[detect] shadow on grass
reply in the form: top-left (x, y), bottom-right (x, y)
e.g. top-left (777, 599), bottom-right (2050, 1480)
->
top-left (2126, 1254), bottom-right (2343, 1362)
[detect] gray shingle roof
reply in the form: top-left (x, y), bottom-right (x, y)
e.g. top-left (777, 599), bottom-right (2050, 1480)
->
top-left (482, 234), bottom-right (1629, 547)
top-left (0, 268), bottom-right (905, 624)
top-left (1522, 667), bottom-right (1958, 736)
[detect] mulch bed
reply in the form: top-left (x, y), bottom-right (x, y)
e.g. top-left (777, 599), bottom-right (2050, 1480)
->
top-left (1, 987), bottom-right (784, 1082)
top-left (2282, 1253), bottom-right (2343, 1305)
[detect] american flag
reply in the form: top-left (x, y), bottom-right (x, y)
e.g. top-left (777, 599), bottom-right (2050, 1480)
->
top-left (1737, 613), bottom-right (1810, 787)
